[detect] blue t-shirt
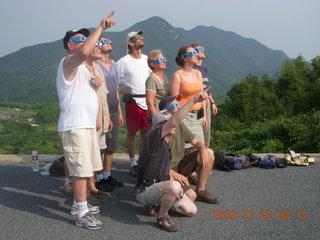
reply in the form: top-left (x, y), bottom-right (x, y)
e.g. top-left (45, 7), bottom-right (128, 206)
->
top-left (193, 64), bottom-right (212, 96)
top-left (96, 61), bottom-right (120, 113)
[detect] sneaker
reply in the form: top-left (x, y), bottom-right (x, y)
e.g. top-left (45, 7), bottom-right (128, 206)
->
top-left (106, 176), bottom-right (124, 188)
top-left (87, 195), bottom-right (101, 205)
top-left (157, 215), bottom-right (179, 232)
top-left (130, 165), bottom-right (138, 177)
top-left (89, 190), bottom-right (111, 198)
top-left (63, 183), bottom-right (73, 196)
top-left (71, 203), bottom-right (101, 216)
top-left (196, 190), bottom-right (219, 204)
top-left (95, 179), bottom-right (114, 192)
top-left (75, 212), bottom-right (103, 230)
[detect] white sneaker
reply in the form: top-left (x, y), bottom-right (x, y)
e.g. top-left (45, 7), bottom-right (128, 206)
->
top-left (75, 212), bottom-right (103, 230)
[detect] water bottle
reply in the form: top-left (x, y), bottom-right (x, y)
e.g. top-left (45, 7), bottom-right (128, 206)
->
top-left (31, 148), bottom-right (39, 171)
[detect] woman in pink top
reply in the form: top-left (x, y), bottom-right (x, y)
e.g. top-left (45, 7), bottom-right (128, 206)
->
top-left (170, 45), bottom-right (207, 148)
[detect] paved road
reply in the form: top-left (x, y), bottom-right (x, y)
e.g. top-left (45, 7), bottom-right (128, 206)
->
top-left (0, 156), bottom-right (319, 240)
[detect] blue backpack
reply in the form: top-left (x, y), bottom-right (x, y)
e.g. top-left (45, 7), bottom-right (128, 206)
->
top-left (260, 155), bottom-right (276, 169)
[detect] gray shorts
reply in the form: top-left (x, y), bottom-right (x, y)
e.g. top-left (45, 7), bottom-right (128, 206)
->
top-left (135, 181), bottom-right (189, 208)
top-left (106, 112), bottom-right (119, 152)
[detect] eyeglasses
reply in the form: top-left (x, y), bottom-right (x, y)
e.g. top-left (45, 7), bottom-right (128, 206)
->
top-left (100, 39), bottom-right (112, 46)
top-left (195, 47), bottom-right (205, 53)
top-left (164, 102), bottom-right (180, 110)
top-left (181, 50), bottom-right (198, 58)
top-left (129, 34), bottom-right (143, 42)
top-left (152, 57), bottom-right (167, 64)
top-left (69, 36), bottom-right (87, 43)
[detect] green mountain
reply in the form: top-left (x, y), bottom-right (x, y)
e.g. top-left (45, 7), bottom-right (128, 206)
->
top-left (0, 16), bottom-right (288, 103)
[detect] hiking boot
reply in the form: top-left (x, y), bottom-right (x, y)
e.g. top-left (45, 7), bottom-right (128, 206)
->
top-left (87, 195), bottom-right (101, 205)
top-left (75, 212), bottom-right (103, 230)
top-left (71, 203), bottom-right (100, 216)
top-left (196, 190), bottom-right (219, 204)
top-left (95, 179), bottom-right (114, 192)
top-left (144, 205), bottom-right (156, 217)
top-left (130, 165), bottom-right (138, 177)
top-left (63, 183), bottom-right (73, 196)
top-left (106, 176), bottom-right (124, 188)
top-left (188, 174), bottom-right (198, 185)
top-left (157, 215), bottom-right (179, 232)
top-left (90, 190), bottom-right (111, 198)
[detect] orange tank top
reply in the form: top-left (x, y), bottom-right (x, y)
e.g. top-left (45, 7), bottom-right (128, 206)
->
top-left (177, 69), bottom-right (202, 111)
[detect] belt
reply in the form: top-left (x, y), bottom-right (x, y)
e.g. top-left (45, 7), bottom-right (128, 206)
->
top-left (142, 177), bottom-right (169, 187)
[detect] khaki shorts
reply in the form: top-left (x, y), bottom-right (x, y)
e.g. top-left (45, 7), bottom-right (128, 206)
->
top-left (59, 128), bottom-right (103, 177)
top-left (182, 112), bottom-right (204, 148)
top-left (97, 131), bottom-right (107, 150)
top-left (135, 181), bottom-right (189, 208)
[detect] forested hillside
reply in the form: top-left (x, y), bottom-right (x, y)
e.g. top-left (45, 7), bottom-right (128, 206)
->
top-left (0, 16), bottom-right (287, 103)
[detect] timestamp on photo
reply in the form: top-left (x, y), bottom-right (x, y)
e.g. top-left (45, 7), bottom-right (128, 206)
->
top-left (211, 210), bottom-right (310, 220)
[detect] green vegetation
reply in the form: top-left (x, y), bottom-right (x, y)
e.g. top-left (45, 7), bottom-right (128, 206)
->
top-left (0, 55), bottom-right (319, 154)
top-left (211, 55), bottom-right (320, 153)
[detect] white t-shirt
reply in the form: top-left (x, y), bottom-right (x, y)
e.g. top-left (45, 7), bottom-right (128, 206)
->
top-left (116, 54), bottom-right (151, 110)
top-left (56, 57), bottom-right (98, 132)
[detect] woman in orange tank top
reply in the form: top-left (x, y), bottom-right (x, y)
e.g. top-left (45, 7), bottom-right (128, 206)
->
top-left (170, 45), bottom-right (207, 147)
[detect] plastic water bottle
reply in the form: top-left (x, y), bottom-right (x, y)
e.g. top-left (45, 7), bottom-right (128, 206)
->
top-left (31, 148), bottom-right (39, 171)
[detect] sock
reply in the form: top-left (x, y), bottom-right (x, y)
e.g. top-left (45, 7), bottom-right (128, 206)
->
top-left (75, 201), bottom-right (89, 218)
top-left (130, 158), bottom-right (137, 167)
top-left (103, 171), bottom-right (111, 180)
top-left (95, 174), bottom-right (103, 182)
top-left (65, 177), bottom-right (73, 185)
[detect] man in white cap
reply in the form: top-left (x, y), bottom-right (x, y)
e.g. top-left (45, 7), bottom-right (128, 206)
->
top-left (116, 31), bottom-right (151, 176)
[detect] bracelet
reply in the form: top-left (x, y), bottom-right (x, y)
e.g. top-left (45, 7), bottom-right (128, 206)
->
top-left (211, 102), bottom-right (215, 105)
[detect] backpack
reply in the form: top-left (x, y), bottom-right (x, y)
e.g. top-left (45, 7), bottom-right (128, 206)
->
top-left (285, 150), bottom-right (315, 166)
top-left (235, 154), bottom-right (253, 169)
top-left (231, 155), bottom-right (243, 170)
top-left (246, 154), bottom-right (262, 167)
top-left (49, 156), bottom-right (65, 176)
top-left (260, 154), bottom-right (276, 169)
top-left (214, 152), bottom-right (234, 171)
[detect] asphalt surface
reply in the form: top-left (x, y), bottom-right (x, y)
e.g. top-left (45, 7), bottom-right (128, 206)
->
top-left (0, 156), bottom-right (319, 240)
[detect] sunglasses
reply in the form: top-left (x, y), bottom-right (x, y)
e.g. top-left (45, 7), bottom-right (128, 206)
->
top-left (129, 34), bottom-right (143, 42)
top-left (164, 102), bottom-right (180, 110)
top-left (69, 36), bottom-right (87, 43)
top-left (100, 39), bottom-right (112, 46)
top-left (181, 50), bottom-right (198, 58)
top-left (152, 57), bottom-right (167, 64)
top-left (195, 47), bottom-right (205, 53)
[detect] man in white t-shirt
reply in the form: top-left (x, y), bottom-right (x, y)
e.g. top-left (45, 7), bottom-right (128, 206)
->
top-left (116, 31), bottom-right (151, 176)
top-left (56, 12), bottom-right (115, 230)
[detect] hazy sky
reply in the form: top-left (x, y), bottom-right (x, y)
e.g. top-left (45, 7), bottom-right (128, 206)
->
top-left (1, 0), bottom-right (319, 60)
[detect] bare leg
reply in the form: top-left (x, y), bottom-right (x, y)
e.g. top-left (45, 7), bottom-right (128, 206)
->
top-left (88, 176), bottom-right (100, 193)
top-left (73, 177), bottom-right (88, 202)
top-left (158, 181), bottom-right (181, 217)
top-left (127, 130), bottom-right (136, 159)
top-left (104, 150), bottom-right (113, 172)
top-left (196, 149), bottom-right (214, 191)
top-left (139, 128), bottom-right (149, 152)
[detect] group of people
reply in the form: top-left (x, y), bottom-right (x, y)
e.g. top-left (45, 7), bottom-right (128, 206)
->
top-left (56, 12), bottom-right (219, 232)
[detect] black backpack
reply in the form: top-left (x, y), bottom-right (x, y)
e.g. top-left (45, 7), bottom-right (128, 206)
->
top-left (246, 154), bottom-right (262, 167)
top-left (214, 152), bottom-right (236, 171)
top-left (49, 156), bottom-right (65, 176)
